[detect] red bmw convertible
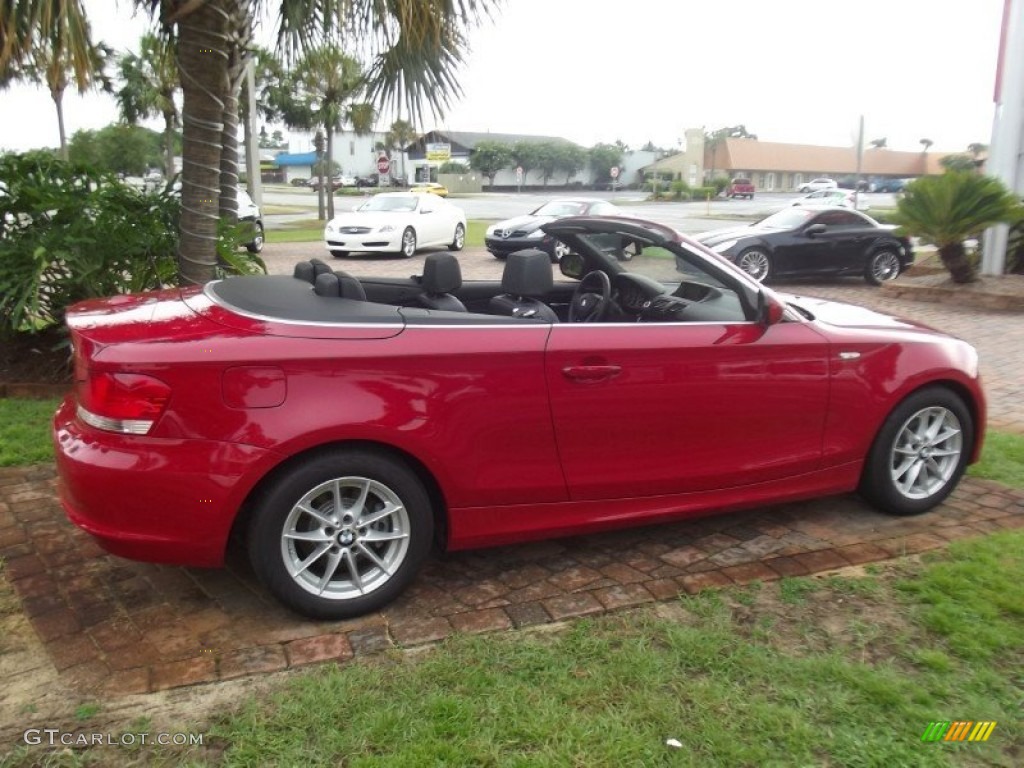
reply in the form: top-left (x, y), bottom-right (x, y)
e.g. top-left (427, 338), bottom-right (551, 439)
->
top-left (53, 216), bottom-right (985, 619)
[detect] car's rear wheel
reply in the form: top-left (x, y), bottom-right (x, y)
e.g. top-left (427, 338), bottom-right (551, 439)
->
top-left (400, 227), bottom-right (417, 258)
top-left (737, 248), bottom-right (772, 282)
top-left (246, 222), bottom-right (264, 254)
top-left (450, 223), bottom-right (465, 251)
top-left (865, 249), bottom-right (901, 285)
top-left (859, 387), bottom-right (972, 516)
top-left (330, 249), bottom-right (349, 258)
top-left (248, 449), bottom-right (434, 619)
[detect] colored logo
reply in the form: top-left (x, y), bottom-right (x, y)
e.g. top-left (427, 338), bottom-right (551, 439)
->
top-left (921, 721), bottom-right (997, 742)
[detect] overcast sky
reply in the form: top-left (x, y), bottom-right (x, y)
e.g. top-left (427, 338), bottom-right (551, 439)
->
top-left (0, 0), bottom-right (1005, 155)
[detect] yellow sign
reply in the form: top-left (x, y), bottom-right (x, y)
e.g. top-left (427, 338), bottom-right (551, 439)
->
top-left (426, 143), bottom-right (451, 163)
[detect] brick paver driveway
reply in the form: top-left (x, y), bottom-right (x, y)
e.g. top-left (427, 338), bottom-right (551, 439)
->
top-left (2, 245), bottom-right (1022, 696)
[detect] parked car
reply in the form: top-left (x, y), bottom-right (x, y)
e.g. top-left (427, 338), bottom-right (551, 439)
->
top-left (870, 178), bottom-right (908, 193)
top-left (308, 175), bottom-right (357, 191)
top-left (485, 198), bottom-right (623, 262)
top-left (409, 182), bottom-right (449, 197)
top-left (796, 177), bottom-right (838, 193)
top-left (237, 188), bottom-right (264, 254)
top-left (52, 214), bottom-right (984, 619)
top-left (694, 206), bottom-right (913, 284)
top-left (323, 191), bottom-right (466, 258)
top-left (726, 177), bottom-right (755, 199)
top-left (792, 188), bottom-right (869, 211)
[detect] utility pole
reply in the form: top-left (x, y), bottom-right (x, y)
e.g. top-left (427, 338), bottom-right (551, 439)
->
top-left (854, 115), bottom-right (864, 209)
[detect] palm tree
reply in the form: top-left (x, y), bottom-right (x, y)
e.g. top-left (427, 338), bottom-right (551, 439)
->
top-left (117, 33), bottom-right (179, 178)
top-left (893, 171), bottom-right (1022, 283)
top-left (870, 137), bottom-right (887, 150)
top-left (919, 137), bottom-right (933, 174)
top-left (278, 45), bottom-right (373, 219)
top-left (0, 0), bottom-right (111, 159)
top-left (385, 118), bottom-right (418, 183)
top-left (5, 0), bottom-right (500, 284)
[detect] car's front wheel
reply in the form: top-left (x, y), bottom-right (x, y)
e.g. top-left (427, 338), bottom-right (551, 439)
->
top-left (450, 223), bottom-right (465, 251)
top-left (736, 248), bottom-right (772, 283)
top-left (865, 249), bottom-right (902, 285)
top-left (248, 449), bottom-right (434, 619)
top-left (400, 227), bottom-right (417, 258)
top-left (859, 387), bottom-right (973, 516)
top-left (246, 222), bottom-right (264, 254)
top-left (551, 240), bottom-right (571, 263)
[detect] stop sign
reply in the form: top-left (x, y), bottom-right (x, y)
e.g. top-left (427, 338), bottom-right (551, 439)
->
top-left (376, 154), bottom-right (391, 174)
top-left (610, 166), bottom-right (620, 178)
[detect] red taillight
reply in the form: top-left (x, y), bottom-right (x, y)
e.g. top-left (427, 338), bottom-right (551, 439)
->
top-left (77, 372), bottom-right (171, 434)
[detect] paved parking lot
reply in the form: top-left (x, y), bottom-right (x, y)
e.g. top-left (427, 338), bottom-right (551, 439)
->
top-left (2, 245), bottom-right (1021, 699)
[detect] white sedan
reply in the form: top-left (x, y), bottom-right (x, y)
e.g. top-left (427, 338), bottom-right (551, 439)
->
top-left (324, 192), bottom-right (467, 258)
top-left (792, 188), bottom-right (870, 211)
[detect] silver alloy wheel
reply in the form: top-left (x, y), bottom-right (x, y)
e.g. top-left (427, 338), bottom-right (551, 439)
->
top-left (737, 249), bottom-right (770, 282)
top-left (451, 224), bottom-right (465, 250)
top-left (247, 224), bottom-right (264, 253)
top-left (552, 240), bottom-right (571, 262)
top-left (888, 406), bottom-right (963, 500)
top-left (401, 227), bottom-right (417, 257)
top-left (869, 250), bottom-right (901, 283)
top-left (280, 476), bottom-right (411, 600)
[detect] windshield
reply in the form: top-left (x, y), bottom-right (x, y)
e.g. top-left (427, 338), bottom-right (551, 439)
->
top-left (576, 232), bottom-right (732, 288)
top-left (533, 201), bottom-right (588, 217)
top-left (358, 195), bottom-right (418, 212)
top-left (754, 208), bottom-right (816, 229)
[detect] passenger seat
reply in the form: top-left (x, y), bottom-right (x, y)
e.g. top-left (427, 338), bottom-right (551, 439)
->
top-left (417, 253), bottom-right (467, 312)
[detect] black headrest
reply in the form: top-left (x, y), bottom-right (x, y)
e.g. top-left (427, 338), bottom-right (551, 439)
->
top-left (334, 270), bottom-right (366, 300)
top-left (293, 261), bottom-right (316, 283)
top-left (310, 258), bottom-right (331, 276)
top-left (314, 272), bottom-right (340, 296)
top-left (501, 249), bottom-right (553, 297)
top-left (422, 252), bottom-right (462, 294)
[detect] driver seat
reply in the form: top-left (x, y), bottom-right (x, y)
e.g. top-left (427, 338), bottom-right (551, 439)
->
top-left (489, 249), bottom-right (559, 322)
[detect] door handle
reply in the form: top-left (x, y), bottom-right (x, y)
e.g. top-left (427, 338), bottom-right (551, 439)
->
top-left (562, 365), bottom-right (622, 382)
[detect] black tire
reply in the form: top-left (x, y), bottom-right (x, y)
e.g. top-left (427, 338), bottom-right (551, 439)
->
top-left (330, 249), bottom-right (349, 258)
top-left (246, 222), bottom-right (264, 254)
top-left (859, 387), bottom-right (973, 516)
top-left (450, 223), bottom-right (465, 251)
top-left (400, 227), bottom-right (417, 258)
top-left (491, 252), bottom-right (507, 260)
top-left (736, 248), bottom-right (772, 283)
top-left (864, 248), bottom-right (902, 285)
top-left (248, 449), bottom-right (434, 619)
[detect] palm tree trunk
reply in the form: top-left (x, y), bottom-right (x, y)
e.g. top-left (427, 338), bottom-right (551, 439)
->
top-left (938, 242), bottom-right (978, 284)
top-left (176, 0), bottom-right (230, 285)
top-left (162, 109), bottom-right (175, 179)
top-left (52, 89), bottom-right (68, 161)
top-left (218, 0), bottom-right (252, 228)
top-left (326, 127), bottom-right (336, 220)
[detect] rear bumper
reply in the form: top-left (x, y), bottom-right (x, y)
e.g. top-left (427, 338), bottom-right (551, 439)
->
top-left (52, 397), bottom-right (272, 567)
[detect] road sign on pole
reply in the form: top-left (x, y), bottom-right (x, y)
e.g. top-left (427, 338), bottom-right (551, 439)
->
top-left (610, 166), bottom-right (620, 178)
top-left (376, 153), bottom-right (391, 175)
top-left (515, 165), bottom-right (523, 192)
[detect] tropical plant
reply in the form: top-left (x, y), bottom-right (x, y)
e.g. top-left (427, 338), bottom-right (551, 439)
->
top-left (117, 32), bottom-right (179, 178)
top-left (274, 44), bottom-right (372, 219)
top-left (556, 143), bottom-right (587, 185)
top-left (968, 142), bottom-right (988, 158)
top-left (511, 141), bottom-right (543, 186)
top-left (0, 2), bottom-right (111, 160)
top-left (68, 124), bottom-right (166, 176)
top-left (469, 140), bottom-right (513, 186)
top-left (892, 171), bottom-right (1022, 283)
top-left (704, 125), bottom-right (756, 178)
top-left (0, 151), bottom-right (179, 334)
top-left (384, 118), bottom-right (418, 183)
top-left (940, 154), bottom-right (978, 173)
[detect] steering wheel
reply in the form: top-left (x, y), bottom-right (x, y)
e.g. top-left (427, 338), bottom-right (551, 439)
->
top-left (569, 270), bottom-right (612, 323)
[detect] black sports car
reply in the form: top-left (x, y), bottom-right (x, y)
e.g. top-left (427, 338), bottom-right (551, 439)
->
top-left (485, 198), bottom-right (622, 262)
top-left (695, 206), bottom-right (913, 285)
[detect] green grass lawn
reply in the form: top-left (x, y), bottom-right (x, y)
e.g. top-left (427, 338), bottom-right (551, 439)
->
top-left (0, 398), bottom-right (60, 466)
top-left (267, 219), bottom-right (489, 248)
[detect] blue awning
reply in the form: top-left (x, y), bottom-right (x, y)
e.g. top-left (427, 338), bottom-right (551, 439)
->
top-left (274, 152), bottom-right (317, 167)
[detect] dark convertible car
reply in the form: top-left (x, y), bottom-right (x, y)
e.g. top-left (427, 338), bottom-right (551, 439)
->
top-left (485, 198), bottom-right (622, 262)
top-left (695, 206), bottom-right (913, 285)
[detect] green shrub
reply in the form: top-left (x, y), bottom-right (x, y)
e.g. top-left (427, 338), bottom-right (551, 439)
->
top-left (439, 161), bottom-right (468, 173)
top-left (711, 176), bottom-right (730, 196)
top-left (690, 186), bottom-right (717, 200)
top-left (0, 151), bottom-right (180, 334)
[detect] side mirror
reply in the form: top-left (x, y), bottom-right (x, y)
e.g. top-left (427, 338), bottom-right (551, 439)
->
top-left (560, 251), bottom-right (585, 279)
top-left (756, 290), bottom-right (785, 326)
top-left (805, 223), bottom-right (826, 236)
